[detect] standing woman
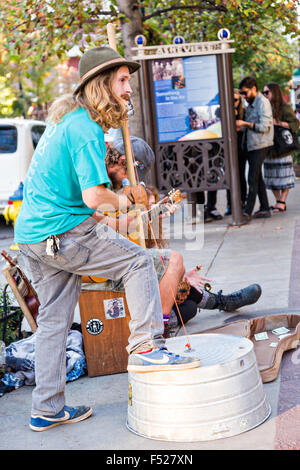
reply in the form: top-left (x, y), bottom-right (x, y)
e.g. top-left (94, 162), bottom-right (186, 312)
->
top-left (263, 82), bottom-right (299, 212)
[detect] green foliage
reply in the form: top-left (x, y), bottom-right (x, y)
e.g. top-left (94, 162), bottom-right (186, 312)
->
top-left (0, 76), bottom-right (18, 117)
top-left (293, 129), bottom-right (300, 164)
top-left (0, 0), bottom-right (299, 114)
top-left (294, 150), bottom-right (300, 164)
top-left (140, 1), bottom-right (299, 90)
top-left (0, 50), bottom-right (62, 118)
top-left (0, 287), bottom-right (22, 346)
top-left (232, 19), bottom-right (298, 90)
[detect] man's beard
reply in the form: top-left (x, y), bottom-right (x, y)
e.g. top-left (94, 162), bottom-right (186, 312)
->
top-left (246, 92), bottom-right (255, 104)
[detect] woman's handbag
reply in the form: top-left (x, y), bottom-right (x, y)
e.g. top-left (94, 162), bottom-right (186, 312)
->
top-left (272, 125), bottom-right (300, 158)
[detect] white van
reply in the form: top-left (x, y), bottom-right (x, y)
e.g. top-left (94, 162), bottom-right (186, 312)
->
top-left (0, 118), bottom-right (46, 214)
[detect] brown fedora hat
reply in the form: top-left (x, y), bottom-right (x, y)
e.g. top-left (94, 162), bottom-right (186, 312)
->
top-left (73, 46), bottom-right (141, 95)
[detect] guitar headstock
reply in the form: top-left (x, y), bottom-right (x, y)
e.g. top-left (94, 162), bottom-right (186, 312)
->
top-left (167, 189), bottom-right (183, 205)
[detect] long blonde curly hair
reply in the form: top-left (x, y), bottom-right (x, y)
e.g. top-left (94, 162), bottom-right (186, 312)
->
top-left (47, 67), bottom-right (129, 132)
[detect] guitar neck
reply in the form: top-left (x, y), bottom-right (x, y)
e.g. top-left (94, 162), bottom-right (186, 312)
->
top-left (141, 196), bottom-right (182, 222)
top-left (1, 250), bottom-right (16, 267)
top-left (140, 197), bottom-right (168, 220)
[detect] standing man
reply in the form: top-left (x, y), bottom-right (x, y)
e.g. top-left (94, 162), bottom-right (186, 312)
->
top-left (237, 76), bottom-right (274, 219)
top-left (14, 46), bottom-right (201, 432)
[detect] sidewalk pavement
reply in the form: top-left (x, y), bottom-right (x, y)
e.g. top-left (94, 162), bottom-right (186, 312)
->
top-left (1, 181), bottom-right (300, 451)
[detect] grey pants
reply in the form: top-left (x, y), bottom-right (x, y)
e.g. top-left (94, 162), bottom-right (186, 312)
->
top-left (18, 217), bottom-right (165, 416)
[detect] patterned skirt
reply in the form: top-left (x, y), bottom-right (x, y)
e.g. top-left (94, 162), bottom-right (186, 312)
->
top-left (263, 155), bottom-right (295, 191)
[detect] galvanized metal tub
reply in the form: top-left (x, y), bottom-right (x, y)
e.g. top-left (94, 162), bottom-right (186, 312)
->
top-left (127, 334), bottom-right (271, 441)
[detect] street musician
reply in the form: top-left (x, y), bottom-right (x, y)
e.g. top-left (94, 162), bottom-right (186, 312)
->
top-left (14, 46), bottom-right (201, 432)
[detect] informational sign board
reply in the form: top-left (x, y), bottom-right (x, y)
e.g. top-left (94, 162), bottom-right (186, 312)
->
top-left (151, 55), bottom-right (222, 143)
top-left (132, 36), bottom-right (245, 224)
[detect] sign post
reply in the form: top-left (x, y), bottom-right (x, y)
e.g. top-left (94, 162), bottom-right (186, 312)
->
top-left (132, 32), bottom-right (245, 226)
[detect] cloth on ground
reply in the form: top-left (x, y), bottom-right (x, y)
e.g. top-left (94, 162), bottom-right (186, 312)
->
top-left (0, 328), bottom-right (86, 397)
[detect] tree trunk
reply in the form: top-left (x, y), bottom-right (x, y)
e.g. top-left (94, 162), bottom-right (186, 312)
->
top-left (116, 0), bottom-right (144, 139)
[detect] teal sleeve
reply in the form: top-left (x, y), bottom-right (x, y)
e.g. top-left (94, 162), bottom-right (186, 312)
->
top-left (72, 140), bottom-right (110, 190)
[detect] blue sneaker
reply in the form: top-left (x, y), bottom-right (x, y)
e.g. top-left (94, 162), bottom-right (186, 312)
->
top-left (30, 405), bottom-right (92, 432)
top-left (127, 348), bottom-right (201, 373)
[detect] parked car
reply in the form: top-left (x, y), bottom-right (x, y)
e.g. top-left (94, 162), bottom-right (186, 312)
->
top-left (0, 118), bottom-right (46, 215)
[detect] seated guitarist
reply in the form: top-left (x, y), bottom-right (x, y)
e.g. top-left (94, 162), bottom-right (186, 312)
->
top-left (104, 141), bottom-right (263, 333)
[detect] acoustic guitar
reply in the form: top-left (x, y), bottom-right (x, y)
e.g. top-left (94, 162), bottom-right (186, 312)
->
top-left (1, 250), bottom-right (40, 321)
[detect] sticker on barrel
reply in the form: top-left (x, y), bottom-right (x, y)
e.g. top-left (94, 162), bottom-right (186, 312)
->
top-left (104, 297), bottom-right (126, 319)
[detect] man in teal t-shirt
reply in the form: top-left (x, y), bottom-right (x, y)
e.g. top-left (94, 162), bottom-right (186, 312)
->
top-left (16, 46), bottom-right (201, 433)
top-left (15, 107), bottom-right (110, 243)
